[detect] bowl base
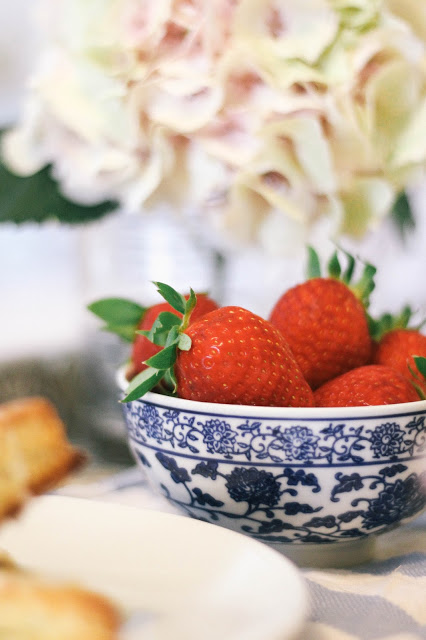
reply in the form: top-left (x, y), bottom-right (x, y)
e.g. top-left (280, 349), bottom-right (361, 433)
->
top-left (275, 537), bottom-right (376, 569)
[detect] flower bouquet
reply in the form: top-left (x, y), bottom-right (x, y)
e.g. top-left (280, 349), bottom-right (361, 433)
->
top-left (1, 0), bottom-right (425, 254)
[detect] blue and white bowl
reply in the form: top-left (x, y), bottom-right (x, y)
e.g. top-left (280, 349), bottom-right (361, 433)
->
top-left (118, 369), bottom-right (426, 568)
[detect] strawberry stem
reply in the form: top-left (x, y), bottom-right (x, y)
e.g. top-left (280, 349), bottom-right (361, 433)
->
top-left (121, 283), bottom-right (197, 403)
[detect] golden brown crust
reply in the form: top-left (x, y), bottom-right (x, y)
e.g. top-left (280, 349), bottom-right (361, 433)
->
top-left (0, 396), bottom-right (85, 522)
top-left (0, 568), bottom-right (121, 639)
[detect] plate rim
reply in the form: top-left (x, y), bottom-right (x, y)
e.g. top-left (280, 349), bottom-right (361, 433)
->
top-left (0, 494), bottom-right (308, 640)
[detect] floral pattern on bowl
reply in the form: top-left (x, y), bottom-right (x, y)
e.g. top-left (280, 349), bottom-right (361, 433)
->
top-left (119, 373), bottom-right (426, 566)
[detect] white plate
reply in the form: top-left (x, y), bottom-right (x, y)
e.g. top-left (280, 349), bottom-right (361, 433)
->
top-left (0, 495), bottom-right (307, 640)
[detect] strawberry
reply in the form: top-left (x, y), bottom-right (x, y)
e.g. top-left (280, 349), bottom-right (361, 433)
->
top-left (314, 365), bottom-right (421, 407)
top-left (122, 283), bottom-right (314, 407)
top-left (88, 292), bottom-right (218, 378)
top-left (369, 307), bottom-right (426, 396)
top-left (131, 294), bottom-right (218, 377)
top-left (268, 248), bottom-right (375, 389)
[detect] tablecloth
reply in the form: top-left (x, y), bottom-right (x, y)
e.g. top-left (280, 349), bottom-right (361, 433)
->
top-left (60, 466), bottom-right (426, 640)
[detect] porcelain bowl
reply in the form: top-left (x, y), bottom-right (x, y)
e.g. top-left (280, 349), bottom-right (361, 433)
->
top-left (117, 369), bottom-right (426, 568)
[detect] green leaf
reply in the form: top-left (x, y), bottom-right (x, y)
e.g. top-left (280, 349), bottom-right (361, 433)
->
top-left (368, 306), bottom-right (415, 341)
top-left (88, 298), bottom-right (145, 342)
top-left (353, 262), bottom-right (376, 308)
top-left (137, 311), bottom-right (181, 346)
top-left (0, 158), bottom-right (118, 224)
top-left (145, 343), bottom-right (178, 369)
top-left (341, 252), bottom-right (355, 285)
top-left (157, 311), bottom-right (182, 331)
top-left (178, 333), bottom-right (192, 351)
top-left (414, 356), bottom-right (426, 380)
top-left (165, 325), bottom-right (180, 348)
top-left (327, 251), bottom-right (341, 279)
top-left (121, 367), bottom-right (165, 403)
top-left (306, 246), bottom-right (321, 279)
top-left (391, 191), bottom-right (416, 239)
top-left (102, 323), bottom-right (141, 343)
top-left (153, 282), bottom-right (187, 314)
top-left (163, 368), bottom-right (178, 394)
top-left (88, 298), bottom-right (145, 326)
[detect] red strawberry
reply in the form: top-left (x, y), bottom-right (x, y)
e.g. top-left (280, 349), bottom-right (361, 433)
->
top-left (269, 248), bottom-right (374, 389)
top-left (175, 306), bottom-right (313, 406)
top-left (369, 307), bottom-right (426, 396)
top-left (131, 293), bottom-right (218, 377)
top-left (123, 284), bottom-right (314, 407)
top-left (314, 365), bottom-right (421, 407)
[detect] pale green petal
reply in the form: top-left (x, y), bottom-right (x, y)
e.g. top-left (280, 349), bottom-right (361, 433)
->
top-left (390, 97), bottom-right (426, 168)
top-left (329, 0), bottom-right (381, 31)
top-left (340, 178), bottom-right (395, 236)
top-left (384, 0), bottom-right (426, 42)
top-left (365, 59), bottom-right (422, 160)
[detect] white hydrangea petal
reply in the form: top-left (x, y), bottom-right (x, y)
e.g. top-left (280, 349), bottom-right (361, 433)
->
top-left (235, 0), bottom-right (339, 64)
top-left (185, 143), bottom-right (231, 207)
top-left (32, 51), bottom-right (134, 145)
top-left (263, 117), bottom-right (336, 193)
top-left (146, 83), bottom-right (223, 132)
top-left (1, 99), bottom-right (51, 175)
top-left (3, 0), bottom-right (426, 253)
top-left (217, 180), bottom-right (271, 246)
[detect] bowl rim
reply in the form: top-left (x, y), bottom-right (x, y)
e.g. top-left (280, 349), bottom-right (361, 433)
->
top-left (116, 366), bottom-right (426, 420)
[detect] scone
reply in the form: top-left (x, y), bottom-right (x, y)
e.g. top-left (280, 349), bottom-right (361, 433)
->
top-left (0, 563), bottom-right (121, 639)
top-left (0, 396), bottom-right (84, 521)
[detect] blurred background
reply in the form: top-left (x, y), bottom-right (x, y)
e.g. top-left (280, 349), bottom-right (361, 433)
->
top-left (0, 2), bottom-right (425, 468)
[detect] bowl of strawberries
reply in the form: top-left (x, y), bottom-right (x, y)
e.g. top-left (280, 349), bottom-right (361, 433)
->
top-left (90, 249), bottom-right (426, 568)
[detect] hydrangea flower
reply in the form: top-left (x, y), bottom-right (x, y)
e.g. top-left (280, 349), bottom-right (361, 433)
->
top-left (3, 0), bottom-right (426, 253)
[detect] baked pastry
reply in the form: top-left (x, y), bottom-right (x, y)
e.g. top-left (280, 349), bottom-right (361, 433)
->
top-left (0, 398), bottom-right (121, 638)
top-left (0, 563), bottom-right (121, 639)
top-left (0, 396), bottom-right (84, 521)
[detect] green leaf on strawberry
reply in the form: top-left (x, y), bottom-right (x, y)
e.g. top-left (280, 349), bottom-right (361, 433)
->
top-left (368, 305), bottom-right (425, 342)
top-left (307, 246), bottom-right (321, 278)
top-left (120, 283), bottom-right (196, 403)
top-left (123, 366), bottom-right (166, 402)
top-left (153, 282), bottom-right (187, 315)
top-left (306, 247), bottom-right (376, 308)
top-left (414, 356), bottom-right (426, 381)
top-left (406, 356), bottom-right (426, 400)
top-left (327, 251), bottom-right (341, 279)
top-left (137, 311), bottom-right (182, 346)
top-left (87, 298), bottom-right (146, 342)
